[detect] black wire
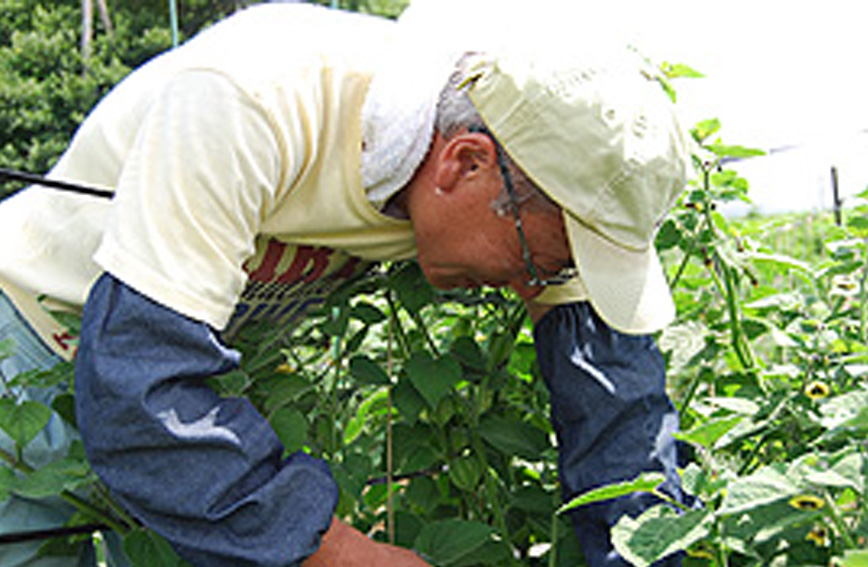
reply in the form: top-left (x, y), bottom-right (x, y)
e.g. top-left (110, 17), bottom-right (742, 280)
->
top-left (0, 523), bottom-right (108, 545)
top-left (0, 167), bottom-right (114, 199)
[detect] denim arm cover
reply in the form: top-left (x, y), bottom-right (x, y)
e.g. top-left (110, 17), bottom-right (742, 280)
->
top-left (533, 302), bottom-right (684, 567)
top-left (75, 274), bottom-right (338, 567)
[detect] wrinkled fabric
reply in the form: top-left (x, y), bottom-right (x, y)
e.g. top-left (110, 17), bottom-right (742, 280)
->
top-left (75, 274), bottom-right (338, 567)
top-left (534, 302), bottom-right (684, 567)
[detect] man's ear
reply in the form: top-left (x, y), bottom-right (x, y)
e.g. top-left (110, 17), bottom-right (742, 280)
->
top-left (434, 132), bottom-right (498, 192)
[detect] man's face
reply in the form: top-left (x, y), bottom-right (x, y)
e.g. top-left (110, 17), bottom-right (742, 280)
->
top-left (410, 134), bottom-right (573, 302)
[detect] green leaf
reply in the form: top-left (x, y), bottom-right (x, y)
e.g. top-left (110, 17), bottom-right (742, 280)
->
top-left (450, 336), bottom-right (486, 372)
top-left (559, 472), bottom-right (666, 513)
top-left (719, 466), bottom-right (800, 515)
top-left (123, 528), bottom-right (185, 567)
top-left (13, 457), bottom-right (90, 499)
top-left (0, 398), bottom-right (52, 448)
top-left (413, 519), bottom-right (496, 567)
top-left (450, 539), bottom-right (513, 567)
top-left (706, 396), bottom-right (760, 416)
top-left (344, 388), bottom-right (392, 446)
top-left (476, 414), bottom-right (548, 460)
top-left (656, 76), bottom-right (677, 103)
top-left (820, 390), bottom-right (868, 431)
top-left (662, 62), bottom-right (704, 80)
top-left (486, 331), bottom-right (516, 370)
top-left (348, 354), bottom-right (391, 386)
top-left (45, 309), bottom-right (82, 337)
top-left (405, 352), bottom-right (462, 409)
top-left (691, 118), bottom-right (721, 144)
top-left (674, 415), bottom-right (743, 450)
top-left (0, 338), bottom-right (15, 361)
top-left (847, 215), bottom-right (868, 236)
top-left (655, 218), bottom-right (682, 251)
top-left (205, 369), bottom-right (249, 397)
top-left (0, 466), bottom-right (17, 502)
top-left (834, 549), bottom-right (868, 567)
top-left (332, 452), bottom-right (373, 503)
top-left (51, 393), bottom-right (77, 426)
top-left (261, 374), bottom-right (314, 414)
top-left (268, 407), bottom-right (308, 455)
top-left (405, 475), bottom-right (440, 513)
top-left (805, 452), bottom-right (864, 493)
top-left (350, 301), bottom-right (386, 325)
top-left (705, 143), bottom-right (765, 159)
top-left (448, 453), bottom-right (483, 492)
top-left (392, 378), bottom-right (426, 425)
top-left (749, 252), bottom-right (813, 276)
top-left (612, 505), bottom-right (712, 567)
top-left (389, 262), bottom-right (435, 314)
top-left (805, 468), bottom-right (859, 492)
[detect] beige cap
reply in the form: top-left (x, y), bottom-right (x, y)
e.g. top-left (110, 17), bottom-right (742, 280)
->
top-left (462, 47), bottom-right (689, 334)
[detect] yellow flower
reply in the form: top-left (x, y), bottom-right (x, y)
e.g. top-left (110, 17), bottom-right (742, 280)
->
top-left (275, 363), bottom-right (296, 374)
top-left (789, 494), bottom-right (825, 511)
top-left (805, 524), bottom-right (829, 546)
top-left (830, 274), bottom-right (859, 298)
top-left (687, 543), bottom-right (715, 560)
top-left (804, 380), bottom-right (831, 400)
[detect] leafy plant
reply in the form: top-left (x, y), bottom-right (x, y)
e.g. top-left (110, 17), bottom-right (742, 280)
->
top-left (5, 4), bottom-right (868, 567)
top-left (568, 114), bottom-right (868, 565)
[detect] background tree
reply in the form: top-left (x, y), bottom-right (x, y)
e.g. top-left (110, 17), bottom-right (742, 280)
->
top-left (0, 0), bottom-right (332, 199)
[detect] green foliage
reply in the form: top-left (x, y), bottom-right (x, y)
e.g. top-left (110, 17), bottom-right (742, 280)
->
top-left (0, 0), bottom-right (281, 199)
top-left (4, 6), bottom-right (868, 567)
top-left (0, 0), bottom-right (172, 197)
top-left (633, 114), bottom-right (868, 565)
top-left (309, 0), bottom-right (410, 18)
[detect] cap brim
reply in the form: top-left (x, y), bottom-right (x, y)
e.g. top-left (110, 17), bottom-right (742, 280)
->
top-left (564, 213), bottom-right (674, 334)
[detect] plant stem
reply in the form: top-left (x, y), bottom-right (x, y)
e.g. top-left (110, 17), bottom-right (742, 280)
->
top-left (482, 467), bottom-right (521, 567)
top-left (0, 447), bottom-right (132, 536)
top-left (328, 306), bottom-right (343, 455)
top-left (669, 231), bottom-right (697, 291)
top-left (651, 488), bottom-right (692, 513)
top-left (824, 489), bottom-right (857, 549)
top-left (0, 446), bottom-right (30, 472)
top-left (61, 490), bottom-right (129, 536)
top-left (859, 244), bottom-right (868, 343)
top-left (408, 308), bottom-right (440, 357)
top-left (714, 518), bottom-right (729, 567)
top-left (677, 365), bottom-right (706, 417)
top-left (95, 481), bottom-right (138, 532)
top-left (548, 505), bottom-right (559, 567)
top-left (467, 427), bottom-right (519, 566)
top-left (386, 316), bottom-right (395, 545)
top-left (385, 292), bottom-right (411, 359)
top-left (721, 262), bottom-right (755, 370)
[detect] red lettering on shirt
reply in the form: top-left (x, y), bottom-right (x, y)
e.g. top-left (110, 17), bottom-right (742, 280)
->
top-left (246, 239), bottom-right (288, 282)
top-left (245, 239), bottom-right (337, 285)
top-left (277, 245), bottom-right (332, 284)
top-left (52, 331), bottom-right (75, 352)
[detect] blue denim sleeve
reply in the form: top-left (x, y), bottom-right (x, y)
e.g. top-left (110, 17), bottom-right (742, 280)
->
top-left (75, 273), bottom-right (338, 567)
top-left (533, 302), bottom-right (685, 567)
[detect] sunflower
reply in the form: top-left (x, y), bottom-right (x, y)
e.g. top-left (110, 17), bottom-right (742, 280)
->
top-left (804, 380), bottom-right (831, 400)
top-left (789, 494), bottom-right (825, 511)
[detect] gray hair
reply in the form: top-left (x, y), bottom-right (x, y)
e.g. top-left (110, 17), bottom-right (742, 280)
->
top-left (435, 54), bottom-right (560, 216)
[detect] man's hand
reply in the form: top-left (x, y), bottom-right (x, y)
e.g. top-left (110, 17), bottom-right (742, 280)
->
top-left (303, 517), bottom-right (432, 567)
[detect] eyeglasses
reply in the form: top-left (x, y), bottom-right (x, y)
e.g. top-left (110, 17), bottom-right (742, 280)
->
top-left (490, 135), bottom-right (577, 287)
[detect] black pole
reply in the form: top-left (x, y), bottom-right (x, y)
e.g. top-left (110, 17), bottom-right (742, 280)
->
top-left (831, 165), bottom-right (842, 226)
top-left (0, 167), bottom-right (114, 199)
top-left (0, 523), bottom-right (109, 545)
